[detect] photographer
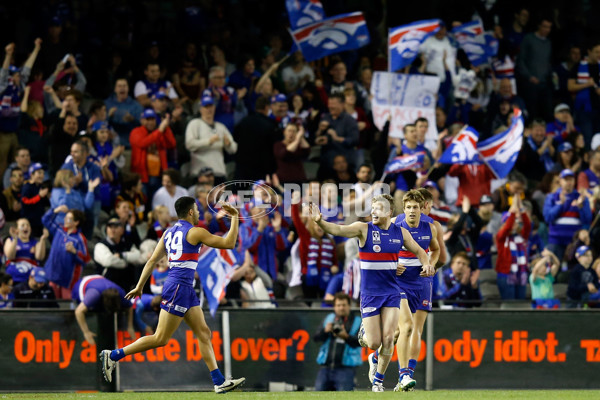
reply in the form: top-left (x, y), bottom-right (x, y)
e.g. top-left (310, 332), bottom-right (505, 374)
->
top-left (313, 292), bottom-right (362, 391)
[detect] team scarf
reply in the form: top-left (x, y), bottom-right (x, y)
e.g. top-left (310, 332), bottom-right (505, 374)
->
top-left (506, 234), bottom-right (528, 286)
top-left (305, 236), bottom-right (336, 289)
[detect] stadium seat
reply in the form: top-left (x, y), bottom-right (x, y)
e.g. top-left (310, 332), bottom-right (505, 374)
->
top-left (478, 268), bottom-right (497, 284)
top-left (554, 283), bottom-right (569, 299)
top-left (303, 161), bottom-right (320, 181)
top-left (480, 282), bottom-right (501, 300)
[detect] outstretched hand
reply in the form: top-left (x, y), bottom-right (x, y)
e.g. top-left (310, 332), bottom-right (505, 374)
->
top-left (220, 203), bottom-right (239, 217)
top-left (125, 287), bottom-right (143, 300)
top-left (307, 202), bottom-right (322, 223)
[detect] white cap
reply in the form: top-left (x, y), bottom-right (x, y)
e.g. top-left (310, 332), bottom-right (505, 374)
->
top-left (591, 133), bottom-right (600, 151)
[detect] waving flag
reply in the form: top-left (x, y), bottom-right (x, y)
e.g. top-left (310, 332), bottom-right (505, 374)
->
top-left (451, 20), bottom-right (498, 66)
top-left (286, 0), bottom-right (324, 29)
top-left (197, 247), bottom-right (241, 316)
top-left (388, 19), bottom-right (441, 72)
top-left (477, 109), bottom-right (524, 178)
top-left (384, 152), bottom-right (426, 174)
top-left (290, 12), bottom-right (370, 62)
top-left (439, 125), bottom-right (480, 164)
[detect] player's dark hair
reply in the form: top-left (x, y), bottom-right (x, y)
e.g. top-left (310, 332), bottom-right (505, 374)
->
top-left (0, 272), bottom-right (12, 286)
top-left (416, 188), bottom-right (433, 202)
top-left (403, 190), bottom-right (425, 208)
top-left (102, 288), bottom-right (122, 313)
top-left (175, 196), bottom-right (197, 219)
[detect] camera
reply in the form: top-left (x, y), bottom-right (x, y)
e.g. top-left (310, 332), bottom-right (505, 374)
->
top-left (332, 319), bottom-right (344, 335)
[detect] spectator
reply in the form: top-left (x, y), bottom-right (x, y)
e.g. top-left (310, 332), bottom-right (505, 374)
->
top-left (185, 95), bottom-right (237, 182)
top-left (150, 255), bottom-right (168, 295)
top-left (565, 229), bottom-right (591, 270)
top-left (60, 140), bottom-right (103, 237)
top-left (240, 209), bottom-right (288, 282)
top-left (530, 249), bottom-right (561, 309)
top-left (42, 205), bottom-right (90, 299)
top-left (568, 41), bottom-right (600, 145)
top-left (172, 42), bottom-right (205, 109)
top-left (567, 246), bottom-right (599, 308)
top-left (3, 147), bottom-right (31, 190)
top-left (487, 78), bottom-right (528, 123)
top-left (44, 54), bottom-right (88, 114)
top-left (92, 121), bottom-right (124, 210)
top-left (290, 198), bottom-right (337, 298)
top-left (420, 23), bottom-right (456, 84)
top-left (50, 89), bottom-right (88, 131)
top-left (209, 45), bottom-right (235, 78)
top-left (315, 93), bottom-right (359, 174)
top-left (114, 199), bottom-right (142, 248)
top-left (228, 55), bottom-right (261, 103)
top-left (94, 217), bottom-right (144, 292)
top-left (134, 62), bottom-right (178, 107)
top-left (19, 86), bottom-right (50, 164)
top-left (495, 196), bottom-right (531, 300)
top-left (133, 294), bottom-right (162, 335)
top-left (354, 66), bottom-right (373, 113)
top-left (0, 167), bottom-right (24, 222)
top-left (504, 7), bottom-right (530, 57)
top-left (317, 58), bottom-right (353, 103)
top-left (314, 292), bottom-right (362, 391)
top-left (543, 169), bottom-right (592, 262)
top-left (531, 171), bottom-right (560, 214)
top-left (516, 119), bottom-right (555, 184)
top-left (438, 252), bottom-right (481, 308)
top-left (546, 104), bottom-right (578, 145)
top-left (48, 112), bottom-right (79, 174)
top-left (72, 275), bottom-right (134, 345)
top-left (414, 117), bottom-right (436, 155)
top-left (578, 149), bottom-right (600, 190)
top-left (269, 93), bottom-right (293, 129)
top-left (273, 123), bottom-right (310, 184)
top-left (130, 109), bottom-right (176, 196)
top-left (234, 96), bottom-right (278, 180)
top-left (50, 169), bottom-right (98, 225)
top-left (12, 267), bottom-right (58, 308)
top-left (281, 51), bottom-right (314, 93)
top-left (551, 142), bottom-right (581, 174)
top-left (0, 39), bottom-right (42, 178)
top-left (105, 78), bottom-right (143, 147)
top-left (492, 171), bottom-right (527, 213)
top-left (446, 163), bottom-right (495, 207)
top-left (239, 251), bottom-right (276, 309)
top-left (116, 173), bottom-right (146, 224)
top-left (21, 163), bottom-right (49, 236)
top-left (555, 45), bottom-right (581, 106)
top-left (0, 272), bottom-right (14, 308)
top-left (423, 181), bottom-right (452, 230)
top-left (152, 169), bottom-right (188, 220)
top-left (516, 17), bottom-right (553, 120)
top-left (187, 167), bottom-right (215, 197)
top-left (203, 66), bottom-right (246, 133)
top-left (4, 218), bottom-right (47, 283)
top-left (146, 205), bottom-right (171, 241)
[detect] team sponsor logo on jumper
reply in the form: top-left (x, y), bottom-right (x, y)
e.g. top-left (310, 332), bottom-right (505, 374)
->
top-left (373, 245), bottom-right (381, 253)
top-left (422, 300), bottom-right (430, 307)
top-left (391, 239), bottom-right (402, 243)
top-left (372, 231), bottom-right (381, 244)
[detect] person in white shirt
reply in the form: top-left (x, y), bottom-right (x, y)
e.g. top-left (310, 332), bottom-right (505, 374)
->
top-left (133, 62), bottom-right (178, 107)
top-left (420, 24), bottom-right (456, 83)
top-left (281, 51), bottom-right (315, 93)
top-left (151, 169), bottom-right (188, 220)
top-left (185, 95), bottom-right (238, 181)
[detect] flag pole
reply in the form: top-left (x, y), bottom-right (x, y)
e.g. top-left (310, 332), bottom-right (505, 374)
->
top-left (388, 29), bottom-right (391, 72)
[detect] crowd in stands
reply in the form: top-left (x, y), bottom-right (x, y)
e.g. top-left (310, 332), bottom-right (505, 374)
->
top-left (1, 1), bottom-right (600, 317)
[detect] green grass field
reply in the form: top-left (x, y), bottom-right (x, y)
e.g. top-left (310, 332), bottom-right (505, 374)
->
top-left (2, 391), bottom-right (599, 400)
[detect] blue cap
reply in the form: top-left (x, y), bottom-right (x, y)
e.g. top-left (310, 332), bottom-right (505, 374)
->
top-left (559, 169), bottom-right (575, 179)
top-left (557, 142), bottom-right (573, 153)
top-left (576, 245), bottom-right (591, 258)
top-left (30, 267), bottom-right (48, 284)
top-left (201, 95), bottom-right (214, 107)
top-left (29, 162), bottom-right (43, 176)
top-left (271, 94), bottom-right (287, 104)
top-left (423, 180), bottom-right (438, 191)
top-left (152, 92), bottom-right (167, 101)
top-left (91, 121), bottom-right (109, 132)
top-left (8, 65), bottom-right (20, 75)
top-left (141, 109), bottom-right (157, 119)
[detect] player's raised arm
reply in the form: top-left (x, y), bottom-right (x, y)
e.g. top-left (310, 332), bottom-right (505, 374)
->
top-left (401, 227), bottom-right (434, 276)
top-left (309, 202), bottom-right (366, 240)
top-left (428, 222), bottom-right (441, 268)
top-left (188, 203), bottom-right (239, 249)
top-left (126, 235), bottom-right (167, 300)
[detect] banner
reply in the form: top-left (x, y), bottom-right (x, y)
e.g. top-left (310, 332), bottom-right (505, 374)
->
top-left (438, 125), bottom-right (479, 164)
top-left (285, 0), bottom-right (324, 29)
top-left (477, 109), bottom-right (524, 178)
top-left (388, 19), bottom-right (441, 72)
top-left (371, 72), bottom-right (440, 139)
top-left (290, 12), bottom-right (370, 62)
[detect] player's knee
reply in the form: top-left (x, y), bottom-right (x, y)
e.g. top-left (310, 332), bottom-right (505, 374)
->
top-left (381, 333), bottom-right (395, 348)
top-left (399, 321), bottom-right (413, 337)
top-left (197, 326), bottom-right (212, 343)
top-left (154, 332), bottom-right (170, 347)
top-left (367, 337), bottom-right (381, 350)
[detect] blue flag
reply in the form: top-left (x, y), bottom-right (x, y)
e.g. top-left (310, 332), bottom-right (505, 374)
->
top-left (286, 0), bottom-right (324, 29)
top-left (451, 20), bottom-right (498, 66)
top-left (477, 109), bottom-right (524, 178)
top-left (384, 152), bottom-right (426, 174)
top-left (388, 19), bottom-right (441, 72)
top-left (196, 247), bottom-right (242, 317)
top-left (438, 125), bottom-right (480, 165)
top-left (290, 12), bottom-right (370, 62)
